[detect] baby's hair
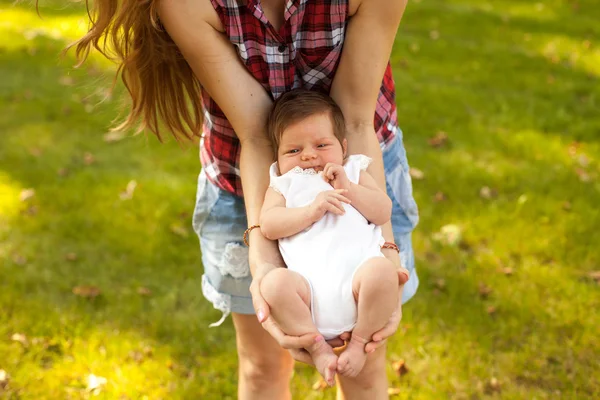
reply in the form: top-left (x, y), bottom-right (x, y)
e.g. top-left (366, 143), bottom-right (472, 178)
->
top-left (267, 89), bottom-right (346, 154)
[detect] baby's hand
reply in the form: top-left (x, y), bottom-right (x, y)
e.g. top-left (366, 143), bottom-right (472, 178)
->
top-left (323, 163), bottom-right (350, 191)
top-left (309, 189), bottom-right (351, 222)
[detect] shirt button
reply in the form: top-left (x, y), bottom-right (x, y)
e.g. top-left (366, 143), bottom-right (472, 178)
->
top-left (278, 44), bottom-right (287, 53)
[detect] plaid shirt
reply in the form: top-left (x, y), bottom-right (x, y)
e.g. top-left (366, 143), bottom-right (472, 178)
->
top-left (202, 0), bottom-right (398, 196)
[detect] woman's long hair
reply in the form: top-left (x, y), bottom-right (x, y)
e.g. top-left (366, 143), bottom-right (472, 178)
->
top-left (44, 0), bottom-right (203, 141)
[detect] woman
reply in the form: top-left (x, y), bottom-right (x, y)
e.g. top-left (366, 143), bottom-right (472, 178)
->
top-left (69, 0), bottom-right (419, 398)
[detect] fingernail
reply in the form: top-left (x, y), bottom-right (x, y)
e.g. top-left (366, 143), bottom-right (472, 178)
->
top-left (257, 309), bottom-right (265, 322)
top-left (315, 335), bottom-right (324, 343)
top-left (368, 348), bottom-right (376, 354)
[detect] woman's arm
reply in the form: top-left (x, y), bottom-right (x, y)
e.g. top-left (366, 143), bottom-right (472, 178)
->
top-left (346, 171), bottom-right (392, 226)
top-left (329, 0), bottom-right (409, 353)
top-left (157, 0), bottom-right (316, 349)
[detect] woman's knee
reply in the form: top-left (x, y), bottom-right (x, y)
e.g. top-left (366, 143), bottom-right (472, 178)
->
top-left (238, 343), bottom-right (294, 386)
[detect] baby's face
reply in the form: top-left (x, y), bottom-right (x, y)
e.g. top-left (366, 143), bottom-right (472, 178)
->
top-left (277, 113), bottom-right (346, 175)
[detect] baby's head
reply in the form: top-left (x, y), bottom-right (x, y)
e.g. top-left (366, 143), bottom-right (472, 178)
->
top-left (268, 89), bottom-right (347, 175)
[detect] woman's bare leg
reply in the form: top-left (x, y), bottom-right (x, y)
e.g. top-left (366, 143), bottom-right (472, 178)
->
top-left (260, 268), bottom-right (338, 386)
top-left (232, 313), bottom-right (295, 400)
top-left (336, 344), bottom-right (389, 400)
top-left (337, 257), bottom-right (398, 377)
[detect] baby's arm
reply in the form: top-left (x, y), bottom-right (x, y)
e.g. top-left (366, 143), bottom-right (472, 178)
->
top-left (260, 187), bottom-right (350, 240)
top-left (346, 170), bottom-right (392, 226)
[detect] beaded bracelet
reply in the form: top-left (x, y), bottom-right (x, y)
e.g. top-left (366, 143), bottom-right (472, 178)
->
top-left (381, 241), bottom-right (400, 253)
top-left (243, 224), bottom-right (261, 246)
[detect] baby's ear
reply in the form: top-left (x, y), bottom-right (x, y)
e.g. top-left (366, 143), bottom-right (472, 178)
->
top-left (342, 138), bottom-right (348, 157)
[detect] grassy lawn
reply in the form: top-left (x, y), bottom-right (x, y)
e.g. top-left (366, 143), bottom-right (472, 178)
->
top-left (1, 0), bottom-right (599, 398)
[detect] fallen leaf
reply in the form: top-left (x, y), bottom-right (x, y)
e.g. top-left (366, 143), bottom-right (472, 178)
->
top-left (0, 369), bottom-right (9, 389)
top-left (137, 287), bottom-right (152, 296)
top-left (576, 168), bottom-right (591, 182)
top-left (83, 152), bottom-right (95, 165)
top-left (588, 271), bottom-right (600, 282)
top-left (392, 359), bottom-right (409, 376)
top-left (478, 283), bottom-right (493, 298)
top-left (170, 223), bottom-right (189, 238)
top-left (12, 254), bottom-right (27, 266)
top-left (434, 278), bottom-right (446, 290)
top-left (486, 377), bottom-right (501, 393)
top-left (59, 76), bottom-right (75, 86)
top-left (72, 285), bottom-right (101, 298)
top-left (433, 191), bottom-right (446, 202)
top-left (428, 131), bottom-right (448, 148)
top-left (19, 188), bottom-right (35, 202)
top-left (86, 374), bottom-right (107, 394)
top-left (486, 305), bottom-right (497, 315)
top-left (103, 131), bottom-right (127, 143)
top-left (143, 346), bottom-right (154, 357)
top-left (29, 147), bottom-right (42, 157)
top-left (562, 201), bottom-right (572, 211)
top-left (500, 267), bottom-right (513, 276)
top-left (388, 387), bottom-right (402, 395)
top-left (11, 333), bottom-right (29, 346)
top-left (128, 350), bottom-right (144, 363)
top-left (65, 253), bottom-right (78, 262)
top-left (409, 167), bottom-right (425, 180)
top-left (312, 378), bottom-right (327, 391)
top-left (432, 224), bottom-right (462, 246)
top-left (58, 168), bottom-right (69, 177)
top-left (567, 141), bottom-right (580, 157)
top-left (119, 180), bottom-right (137, 200)
top-left (479, 186), bottom-right (498, 199)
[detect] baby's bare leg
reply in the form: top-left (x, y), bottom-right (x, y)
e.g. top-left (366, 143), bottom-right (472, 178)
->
top-left (260, 268), bottom-right (338, 386)
top-left (337, 257), bottom-right (399, 378)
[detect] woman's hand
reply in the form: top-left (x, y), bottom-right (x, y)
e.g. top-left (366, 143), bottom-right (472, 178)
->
top-left (247, 231), bottom-right (318, 351)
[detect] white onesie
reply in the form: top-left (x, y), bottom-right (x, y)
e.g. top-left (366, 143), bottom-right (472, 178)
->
top-left (269, 154), bottom-right (386, 340)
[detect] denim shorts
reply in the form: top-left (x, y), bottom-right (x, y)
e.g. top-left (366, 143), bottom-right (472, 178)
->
top-left (192, 128), bottom-right (419, 326)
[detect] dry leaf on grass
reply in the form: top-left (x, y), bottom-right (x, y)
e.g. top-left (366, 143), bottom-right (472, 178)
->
top-left (0, 369), bottom-right (9, 389)
top-left (486, 305), bottom-right (497, 315)
top-left (86, 374), bottom-right (107, 395)
top-left (119, 180), bottom-right (137, 200)
top-left (428, 131), bottom-right (448, 148)
top-left (392, 359), bottom-right (409, 376)
top-left (72, 285), bottom-right (101, 298)
top-left (388, 387), bottom-right (402, 395)
top-left (409, 167), bottom-right (425, 180)
top-left (65, 253), bottom-right (78, 262)
top-left (137, 287), bottom-right (152, 296)
top-left (170, 223), bottom-right (189, 238)
top-left (312, 378), bottom-right (327, 391)
top-left (103, 131), bottom-right (127, 143)
top-left (479, 186), bottom-right (498, 199)
top-left (432, 224), bottom-right (462, 246)
top-left (588, 271), bottom-right (600, 282)
top-left (12, 254), bottom-right (27, 266)
top-left (83, 152), bottom-right (95, 165)
top-left (19, 188), bottom-right (35, 202)
top-left (478, 283), bottom-right (493, 298)
top-left (499, 267), bottom-right (514, 276)
top-left (433, 191), bottom-right (447, 202)
top-left (11, 333), bottom-right (29, 346)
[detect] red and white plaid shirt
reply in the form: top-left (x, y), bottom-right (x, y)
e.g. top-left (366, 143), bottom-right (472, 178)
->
top-left (202, 0), bottom-right (398, 196)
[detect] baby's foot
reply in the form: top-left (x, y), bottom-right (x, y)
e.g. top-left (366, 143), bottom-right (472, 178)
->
top-left (308, 339), bottom-right (338, 386)
top-left (337, 335), bottom-right (369, 378)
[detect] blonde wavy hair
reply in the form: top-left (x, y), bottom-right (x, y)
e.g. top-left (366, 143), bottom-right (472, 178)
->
top-left (40, 0), bottom-right (202, 141)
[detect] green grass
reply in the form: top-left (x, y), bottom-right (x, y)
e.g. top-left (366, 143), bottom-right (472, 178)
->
top-left (1, 0), bottom-right (599, 398)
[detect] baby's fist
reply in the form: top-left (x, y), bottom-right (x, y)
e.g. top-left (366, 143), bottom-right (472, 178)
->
top-left (323, 163), bottom-right (350, 191)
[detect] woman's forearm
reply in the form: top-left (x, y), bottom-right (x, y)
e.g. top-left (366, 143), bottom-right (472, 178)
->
top-left (346, 127), bottom-right (396, 246)
top-left (239, 137), bottom-right (275, 226)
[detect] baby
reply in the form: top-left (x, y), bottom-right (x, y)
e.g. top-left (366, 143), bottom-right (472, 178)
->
top-left (259, 89), bottom-right (408, 385)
